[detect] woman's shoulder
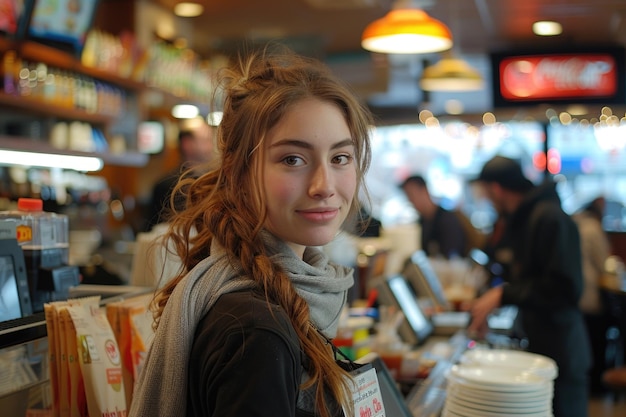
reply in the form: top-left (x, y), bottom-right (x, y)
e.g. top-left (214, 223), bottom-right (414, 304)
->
top-left (198, 289), bottom-right (297, 341)
top-left (212, 289), bottom-right (281, 313)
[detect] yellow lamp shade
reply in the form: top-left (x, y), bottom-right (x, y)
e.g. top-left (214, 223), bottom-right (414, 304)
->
top-left (362, 9), bottom-right (453, 54)
top-left (420, 57), bottom-right (484, 91)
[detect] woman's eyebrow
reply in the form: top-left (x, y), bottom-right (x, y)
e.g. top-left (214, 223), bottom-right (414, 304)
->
top-left (269, 138), bottom-right (354, 150)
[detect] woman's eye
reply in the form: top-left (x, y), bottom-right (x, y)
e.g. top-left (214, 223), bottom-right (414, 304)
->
top-left (333, 154), bottom-right (353, 165)
top-left (283, 155), bottom-right (304, 166)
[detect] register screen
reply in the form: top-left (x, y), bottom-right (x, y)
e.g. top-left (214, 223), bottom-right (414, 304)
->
top-left (0, 255), bottom-right (22, 322)
top-left (388, 275), bottom-right (433, 342)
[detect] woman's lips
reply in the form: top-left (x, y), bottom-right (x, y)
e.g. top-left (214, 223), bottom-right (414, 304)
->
top-left (297, 208), bottom-right (339, 222)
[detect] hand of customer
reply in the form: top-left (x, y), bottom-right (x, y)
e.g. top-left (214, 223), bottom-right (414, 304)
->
top-left (467, 285), bottom-right (503, 339)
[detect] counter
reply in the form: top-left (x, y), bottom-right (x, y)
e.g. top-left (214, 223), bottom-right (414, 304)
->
top-left (0, 285), bottom-right (516, 417)
top-left (0, 285), bottom-right (154, 416)
top-left (405, 332), bottom-right (469, 416)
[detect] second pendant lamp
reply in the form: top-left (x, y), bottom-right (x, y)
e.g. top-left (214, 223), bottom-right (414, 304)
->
top-left (420, 52), bottom-right (484, 92)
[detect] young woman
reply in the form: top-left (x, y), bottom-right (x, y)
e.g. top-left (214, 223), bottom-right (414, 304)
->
top-left (129, 48), bottom-right (373, 417)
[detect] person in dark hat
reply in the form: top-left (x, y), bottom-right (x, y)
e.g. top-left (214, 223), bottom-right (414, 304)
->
top-left (468, 155), bottom-right (591, 417)
top-left (400, 174), bottom-right (469, 259)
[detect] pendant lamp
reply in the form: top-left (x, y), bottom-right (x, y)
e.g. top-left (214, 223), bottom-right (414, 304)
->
top-left (361, 0), bottom-right (453, 54)
top-left (420, 52), bottom-right (484, 91)
top-left (418, 0), bottom-right (483, 92)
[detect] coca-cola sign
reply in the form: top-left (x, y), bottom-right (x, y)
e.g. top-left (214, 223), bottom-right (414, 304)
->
top-left (500, 54), bottom-right (617, 100)
top-left (491, 48), bottom-right (625, 106)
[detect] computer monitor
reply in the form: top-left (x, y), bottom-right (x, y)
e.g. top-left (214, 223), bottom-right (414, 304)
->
top-left (0, 238), bottom-right (32, 322)
top-left (376, 274), bottom-right (434, 347)
top-left (402, 250), bottom-right (450, 311)
top-left (25, 0), bottom-right (100, 56)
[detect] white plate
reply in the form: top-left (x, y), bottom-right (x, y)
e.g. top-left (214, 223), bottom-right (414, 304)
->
top-left (447, 383), bottom-right (553, 403)
top-left (449, 365), bottom-right (550, 391)
top-left (441, 406), bottom-right (467, 417)
top-left (461, 349), bottom-right (558, 380)
top-left (445, 399), bottom-right (553, 417)
top-left (441, 405), bottom-right (470, 417)
top-left (446, 393), bottom-right (551, 414)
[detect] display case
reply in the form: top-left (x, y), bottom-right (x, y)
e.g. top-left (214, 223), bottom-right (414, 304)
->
top-left (0, 335), bottom-right (49, 417)
top-left (0, 284), bottom-right (153, 416)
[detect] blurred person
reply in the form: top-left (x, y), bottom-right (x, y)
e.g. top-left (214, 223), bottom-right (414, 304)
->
top-left (468, 155), bottom-right (590, 417)
top-left (573, 196), bottom-right (612, 395)
top-left (129, 47), bottom-right (373, 417)
top-left (400, 174), bottom-right (468, 259)
top-left (146, 123), bottom-right (215, 230)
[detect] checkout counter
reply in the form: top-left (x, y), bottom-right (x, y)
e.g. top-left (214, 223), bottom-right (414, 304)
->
top-left (0, 284), bottom-right (154, 416)
top-left (0, 226), bottom-right (520, 416)
top-left (0, 294), bottom-right (518, 417)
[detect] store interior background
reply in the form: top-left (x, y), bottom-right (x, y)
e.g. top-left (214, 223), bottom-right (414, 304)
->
top-left (1, 0), bottom-right (626, 277)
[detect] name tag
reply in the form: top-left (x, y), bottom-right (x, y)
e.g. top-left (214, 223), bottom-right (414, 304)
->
top-left (350, 365), bottom-right (386, 417)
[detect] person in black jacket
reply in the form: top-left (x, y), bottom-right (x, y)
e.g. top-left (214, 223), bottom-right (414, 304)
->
top-left (400, 175), bottom-right (468, 258)
top-left (468, 155), bottom-right (591, 417)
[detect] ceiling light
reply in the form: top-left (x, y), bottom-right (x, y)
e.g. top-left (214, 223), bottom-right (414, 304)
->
top-left (532, 21), bottom-right (562, 36)
top-left (361, 0), bottom-right (452, 54)
top-left (174, 2), bottom-right (204, 18)
top-left (420, 54), bottom-right (484, 91)
top-left (0, 150), bottom-right (103, 172)
top-left (172, 104), bottom-right (199, 119)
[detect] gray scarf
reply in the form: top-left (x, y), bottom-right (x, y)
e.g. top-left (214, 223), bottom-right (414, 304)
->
top-left (128, 232), bottom-right (354, 417)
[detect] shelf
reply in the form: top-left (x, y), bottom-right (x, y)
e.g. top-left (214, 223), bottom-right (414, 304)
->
top-left (0, 136), bottom-right (149, 168)
top-left (0, 312), bottom-right (46, 350)
top-left (0, 92), bottom-right (116, 125)
top-left (0, 38), bottom-right (145, 91)
top-left (0, 38), bottom-right (210, 121)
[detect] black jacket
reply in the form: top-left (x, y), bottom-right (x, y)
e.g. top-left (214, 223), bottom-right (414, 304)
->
top-left (500, 180), bottom-right (591, 417)
top-left (419, 206), bottom-right (467, 259)
top-left (187, 289), bottom-right (344, 417)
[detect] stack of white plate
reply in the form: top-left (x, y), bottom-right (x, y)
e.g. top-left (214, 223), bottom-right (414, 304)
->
top-left (442, 349), bottom-right (558, 417)
top-left (460, 349), bottom-right (558, 380)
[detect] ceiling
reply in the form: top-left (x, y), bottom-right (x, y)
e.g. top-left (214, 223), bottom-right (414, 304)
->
top-left (151, 0), bottom-right (626, 57)
top-left (148, 0), bottom-right (626, 122)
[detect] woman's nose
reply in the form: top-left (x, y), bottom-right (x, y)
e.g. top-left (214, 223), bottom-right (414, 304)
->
top-left (309, 164), bottom-right (334, 199)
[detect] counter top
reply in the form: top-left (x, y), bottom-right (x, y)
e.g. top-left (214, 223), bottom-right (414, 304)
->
top-left (0, 284), bottom-right (153, 349)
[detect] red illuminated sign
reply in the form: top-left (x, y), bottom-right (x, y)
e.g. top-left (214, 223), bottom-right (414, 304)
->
top-left (499, 54), bottom-right (618, 101)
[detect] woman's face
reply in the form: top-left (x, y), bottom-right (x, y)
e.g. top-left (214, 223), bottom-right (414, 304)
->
top-left (262, 98), bottom-right (357, 258)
